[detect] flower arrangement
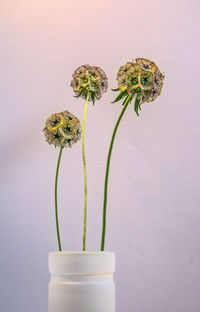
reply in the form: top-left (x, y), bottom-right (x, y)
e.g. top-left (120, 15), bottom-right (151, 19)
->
top-left (43, 58), bottom-right (164, 252)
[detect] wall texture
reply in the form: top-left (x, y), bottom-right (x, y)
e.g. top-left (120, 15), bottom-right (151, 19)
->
top-left (1, 0), bottom-right (200, 311)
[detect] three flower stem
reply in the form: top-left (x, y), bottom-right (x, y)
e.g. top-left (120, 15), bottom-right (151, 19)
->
top-left (55, 146), bottom-right (63, 251)
top-left (82, 92), bottom-right (90, 251)
top-left (101, 94), bottom-right (132, 251)
top-left (54, 93), bottom-right (133, 252)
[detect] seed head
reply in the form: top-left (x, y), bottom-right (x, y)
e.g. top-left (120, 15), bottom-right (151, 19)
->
top-left (71, 64), bottom-right (108, 105)
top-left (43, 111), bottom-right (81, 148)
top-left (114, 58), bottom-right (164, 115)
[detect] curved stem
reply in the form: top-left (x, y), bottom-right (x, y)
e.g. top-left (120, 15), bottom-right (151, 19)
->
top-left (101, 95), bottom-right (131, 251)
top-left (55, 146), bottom-right (63, 251)
top-left (82, 92), bottom-right (90, 251)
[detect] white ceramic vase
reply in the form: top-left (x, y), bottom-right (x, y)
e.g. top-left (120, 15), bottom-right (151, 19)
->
top-left (48, 251), bottom-right (115, 312)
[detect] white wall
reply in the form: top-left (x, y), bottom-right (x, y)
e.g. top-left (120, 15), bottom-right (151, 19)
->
top-left (1, 0), bottom-right (200, 311)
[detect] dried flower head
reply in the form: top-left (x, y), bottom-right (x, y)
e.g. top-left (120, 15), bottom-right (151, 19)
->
top-left (43, 111), bottom-right (81, 148)
top-left (113, 58), bottom-right (164, 115)
top-left (70, 64), bottom-right (108, 105)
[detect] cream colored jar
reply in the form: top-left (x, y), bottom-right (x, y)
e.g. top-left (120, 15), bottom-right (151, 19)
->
top-left (48, 251), bottom-right (115, 312)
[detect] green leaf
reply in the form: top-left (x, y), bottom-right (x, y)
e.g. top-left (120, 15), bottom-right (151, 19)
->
top-left (73, 87), bottom-right (86, 98)
top-left (111, 88), bottom-right (120, 92)
top-left (111, 90), bottom-right (127, 103)
top-left (134, 97), bottom-right (141, 116)
top-left (91, 92), bottom-right (95, 106)
top-left (122, 95), bottom-right (131, 106)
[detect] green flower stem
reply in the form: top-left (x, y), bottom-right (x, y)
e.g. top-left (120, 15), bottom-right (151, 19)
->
top-left (82, 92), bottom-right (90, 251)
top-left (55, 146), bottom-right (63, 251)
top-left (101, 95), bottom-right (131, 251)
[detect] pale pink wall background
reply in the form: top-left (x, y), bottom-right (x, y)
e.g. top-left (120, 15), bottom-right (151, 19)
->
top-left (1, 0), bottom-right (200, 311)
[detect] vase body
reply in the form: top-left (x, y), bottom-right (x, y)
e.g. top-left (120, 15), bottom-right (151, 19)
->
top-left (48, 251), bottom-right (115, 312)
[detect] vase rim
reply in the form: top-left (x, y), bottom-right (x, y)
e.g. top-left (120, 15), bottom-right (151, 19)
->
top-left (49, 251), bottom-right (115, 274)
top-left (49, 251), bottom-right (114, 255)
